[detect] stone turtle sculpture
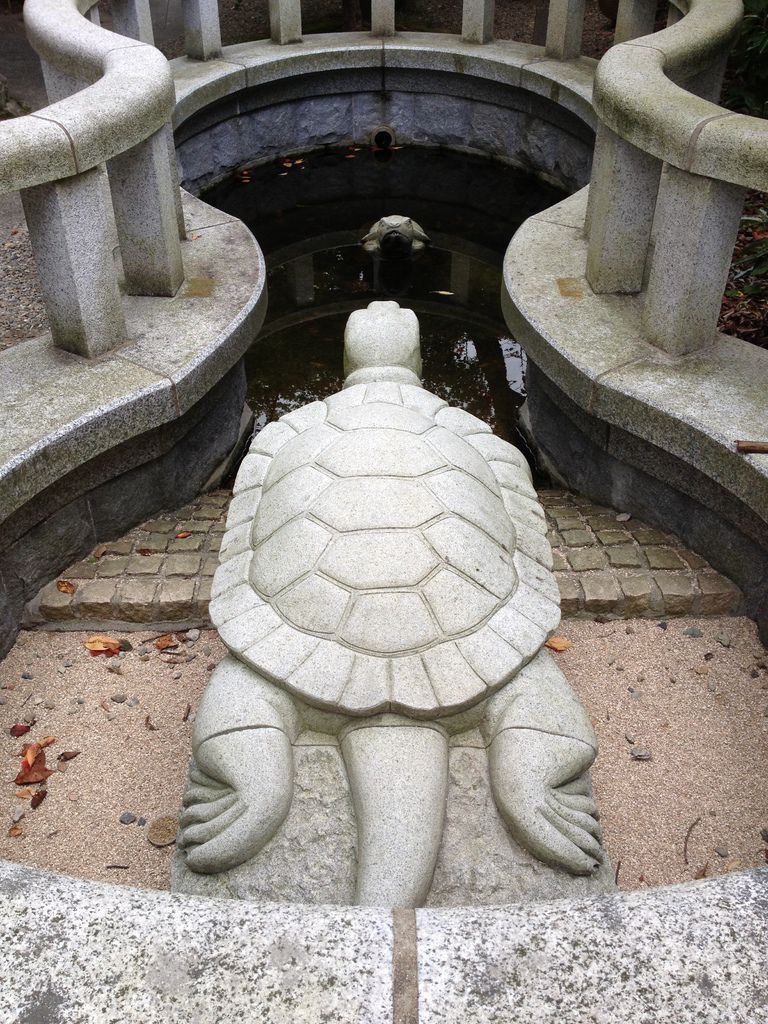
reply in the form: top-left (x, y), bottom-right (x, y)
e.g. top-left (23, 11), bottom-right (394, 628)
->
top-left (361, 214), bottom-right (430, 259)
top-left (178, 301), bottom-right (603, 907)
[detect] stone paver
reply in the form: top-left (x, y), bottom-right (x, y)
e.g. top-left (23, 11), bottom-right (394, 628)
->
top-left (28, 488), bottom-right (744, 627)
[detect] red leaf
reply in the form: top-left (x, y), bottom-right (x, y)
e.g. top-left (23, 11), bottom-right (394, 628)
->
top-left (15, 751), bottom-right (54, 785)
top-left (58, 750), bottom-right (80, 762)
top-left (175, 531), bottom-right (192, 539)
top-left (31, 790), bottom-right (47, 809)
top-left (9, 724), bottom-right (31, 738)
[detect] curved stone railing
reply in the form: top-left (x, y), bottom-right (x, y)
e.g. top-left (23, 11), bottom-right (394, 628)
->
top-left (586, 0), bottom-right (768, 354)
top-left (0, 0), bottom-right (184, 358)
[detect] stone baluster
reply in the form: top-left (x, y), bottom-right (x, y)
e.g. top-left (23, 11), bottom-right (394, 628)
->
top-left (107, 126), bottom-right (185, 296)
top-left (183, 0), bottom-right (222, 60)
top-left (666, 1), bottom-right (683, 25)
top-left (107, 0), bottom-right (186, 241)
top-left (269, 0), bottom-right (302, 43)
top-left (585, 123), bottom-right (662, 294)
top-left (20, 168), bottom-right (127, 357)
top-left (87, 3), bottom-right (101, 26)
top-left (642, 167), bottom-right (745, 355)
top-left (462, 0), bottom-right (495, 44)
top-left (30, 59), bottom-right (127, 356)
top-left (111, 0), bottom-right (155, 44)
top-left (371, 0), bottom-right (395, 36)
top-left (545, 0), bottom-right (586, 60)
top-left (614, 0), bottom-right (656, 43)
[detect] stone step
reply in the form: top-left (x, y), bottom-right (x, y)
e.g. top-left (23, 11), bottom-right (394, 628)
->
top-left (26, 488), bottom-right (742, 629)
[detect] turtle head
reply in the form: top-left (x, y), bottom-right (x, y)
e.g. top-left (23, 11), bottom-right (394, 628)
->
top-left (343, 301), bottom-right (423, 388)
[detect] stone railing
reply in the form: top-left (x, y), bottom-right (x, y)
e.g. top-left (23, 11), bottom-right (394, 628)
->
top-left (586, 0), bottom-right (767, 355)
top-left (0, 0), bottom-right (184, 358)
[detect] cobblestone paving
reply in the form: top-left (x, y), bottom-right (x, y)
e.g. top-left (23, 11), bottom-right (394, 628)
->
top-left (29, 488), bottom-right (743, 628)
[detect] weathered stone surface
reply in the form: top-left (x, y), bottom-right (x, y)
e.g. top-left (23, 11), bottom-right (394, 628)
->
top-left (582, 573), bottom-right (621, 613)
top-left (654, 573), bottom-right (694, 615)
top-left (173, 736), bottom-right (613, 906)
top-left (37, 580), bottom-right (74, 620)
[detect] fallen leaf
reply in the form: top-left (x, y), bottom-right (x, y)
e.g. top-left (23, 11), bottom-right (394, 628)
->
top-left (155, 634), bottom-right (179, 651)
top-left (93, 544), bottom-right (108, 558)
top-left (545, 636), bottom-right (572, 652)
top-left (189, 232), bottom-right (201, 240)
top-left (136, 548), bottom-right (153, 556)
top-left (56, 580), bottom-right (76, 594)
top-left (183, 703), bottom-right (191, 723)
top-left (85, 634), bottom-right (121, 657)
top-left (175, 531), bottom-right (192, 539)
top-left (37, 736), bottom-right (55, 750)
top-left (8, 825), bottom-right (23, 839)
top-left (9, 724), bottom-right (31, 738)
top-left (31, 790), bottom-right (47, 810)
top-left (15, 751), bottom-right (54, 785)
top-left (20, 743), bottom-right (41, 769)
top-left (144, 715), bottom-right (158, 732)
top-left (58, 750), bottom-right (80, 762)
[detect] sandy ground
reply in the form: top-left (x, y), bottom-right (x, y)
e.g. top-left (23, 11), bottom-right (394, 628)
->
top-left (1, 617), bottom-right (767, 895)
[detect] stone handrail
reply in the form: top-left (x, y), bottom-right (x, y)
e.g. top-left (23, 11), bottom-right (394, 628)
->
top-left (587, 0), bottom-right (768, 356)
top-left (0, 0), bottom-right (183, 358)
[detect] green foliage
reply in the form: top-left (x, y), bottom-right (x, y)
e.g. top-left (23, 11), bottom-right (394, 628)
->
top-left (724, 0), bottom-right (768, 118)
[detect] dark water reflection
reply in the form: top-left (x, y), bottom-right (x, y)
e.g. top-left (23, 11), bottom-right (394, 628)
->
top-left (203, 146), bottom-right (564, 451)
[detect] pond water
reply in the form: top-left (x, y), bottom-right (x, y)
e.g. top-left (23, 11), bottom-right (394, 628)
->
top-left (203, 145), bottom-right (565, 454)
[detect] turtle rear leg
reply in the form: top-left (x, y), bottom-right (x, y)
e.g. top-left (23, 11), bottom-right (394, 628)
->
top-left (341, 719), bottom-right (448, 907)
top-left (178, 656), bottom-right (299, 874)
top-left (484, 650), bottom-right (603, 875)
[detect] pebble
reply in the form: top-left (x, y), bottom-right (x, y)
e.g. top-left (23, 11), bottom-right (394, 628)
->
top-left (119, 812), bottom-right (137, 825)
top-left (33, 697), bottom-right (43, 706)
top-left (630, 748), bottom-right (652, 761)
top-left (206, 663), bottom-right (215, 672)
top-left (139, 655), bottom-right (151, 663)
top-left (44, 701), bottom-right (55, 710)
top-left (63, 660), bottom-right (73, 668)
top-left (187, 628), bottom-right (200, 642)
top-left (615, 512), bottom-right (631, 522)
top-left (683, 627), bottom-right (704, 638)
top-left (76, 697), bottom-right (85, 705)
top-left (186, 654), bottom-right (197, 663)
top-left (11, 807), bottom-right (24, 823)
top-left (627, 686), bottom-right (641, 700)
top-left (625, 624), bottom-right (636, 635)
top-left (657, 621), bottom-right (668, 631)
top-left (21, 672), bottom-right (33, 680)
top-left (138, 817), bottom-right (147, 828)
top-left (202, 646), bottom-right (212, 656)
top-left (173, 672), bottom-right (182, 680)
top-left (22, 713), bottom-right (35, 725)
top-left (760, 828), bottom-right (768, 843)
top-left (106, 714), bottom-right (116, 722)
top-left (707, 679), bottom-right (716, 693)
top-left (0, 697), bottom-right (6, 706)
top-left (716, 633), bottom-right (731, 648)
top-left (714, 846), bottom-right (729, 858)
top-left (751, 668), bottom-right (760, 679)
top-left (110, 693), bottom-right (127, 703)
top-left (127, 697), bottom-right (140, 708)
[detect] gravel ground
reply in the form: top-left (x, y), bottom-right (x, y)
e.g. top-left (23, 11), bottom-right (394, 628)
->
top-left (1, 616), bottom-right (766, 895)
top-left (0, 223), bottom-right (47, 352)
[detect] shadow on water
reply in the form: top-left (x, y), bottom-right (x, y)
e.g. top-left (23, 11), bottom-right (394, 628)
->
top-left (203, 145), bottom-right (565, 456)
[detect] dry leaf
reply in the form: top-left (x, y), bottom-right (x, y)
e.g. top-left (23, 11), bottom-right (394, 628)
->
top-left (155, 634), bottom-right (179, 651)
top-left (175, 531), bottom-right (192, 539)
top-left (15, 751), bottom-right (54, 785)
top-left (31, 790), bottom-right (47, 810)
top-left (85, 634), bottom-right (121, 657)
top-left (15, 788), bottom-right (33, 800)
top-left (58, 750), bottom-right (80, 762)
top-left (56, 580), bottom-right (76, 594)
top-left (144, 715), bottom-right (158, 732)
top-left (9, 724), bottom-right (31, 738)
top-left (38, 736), bottom-right (55, 750)
top-left (20, 743), bottom-right (40, 769)
top-left (545, 636), bottom-right (572, 652)
top-left (8, 825), bottom-right (23, 839)
top-left (136, 548), bottom-right (153, 557)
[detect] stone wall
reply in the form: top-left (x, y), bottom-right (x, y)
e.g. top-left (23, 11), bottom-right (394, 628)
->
top-left (174, 68), bottom-right (594, 197)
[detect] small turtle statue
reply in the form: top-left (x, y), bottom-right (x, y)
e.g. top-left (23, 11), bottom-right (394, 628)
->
top-left (361, 214), bottom-right (430, 259)
top-left (178, 301), bottom-right (603, 907)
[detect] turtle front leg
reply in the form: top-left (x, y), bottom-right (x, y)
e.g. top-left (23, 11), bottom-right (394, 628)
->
top-left (484, 650), bottom-right (603, 875)
top-left (178, 656), bottom-right (299, 874)
top-left (341, 719), bottom-right (449, 907)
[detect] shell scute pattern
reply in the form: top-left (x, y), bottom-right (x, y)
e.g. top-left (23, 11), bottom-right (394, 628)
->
top-left (213, 385), bottom-right (558, 715)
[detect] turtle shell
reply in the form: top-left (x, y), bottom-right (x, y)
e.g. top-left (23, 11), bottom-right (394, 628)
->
top-left (211, 382), bottom-right (560, 718)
